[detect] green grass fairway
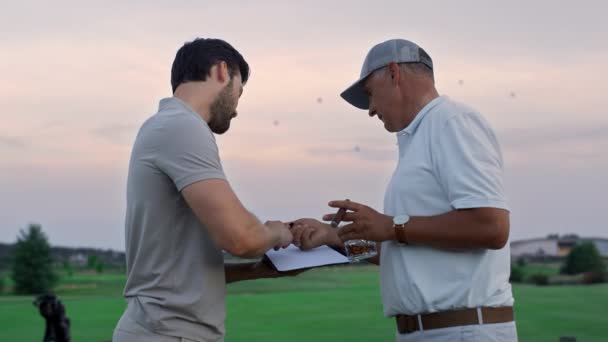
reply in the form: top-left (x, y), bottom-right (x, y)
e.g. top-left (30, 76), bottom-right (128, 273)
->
top-left (0, 266), bottom-right (606, 341)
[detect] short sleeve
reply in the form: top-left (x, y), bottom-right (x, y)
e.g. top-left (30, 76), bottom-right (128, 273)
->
top-left (154, 115), bottom-right (226, 191)
top-left (432, 112), bottom-right (509, 211)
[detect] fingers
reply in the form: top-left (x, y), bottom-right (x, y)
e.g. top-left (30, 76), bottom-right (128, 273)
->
top-left (328, 200), bottom-right (362, 211)
top-left (323, 211), bottom-right (358, 222)
top-left (292, 224), bottom-right (317, 248)
top-left (293, 218), bottom-right (320, 227)
top-left (292, 225), bottom-right (306, 247)
top-left (329, 207), bottom-right (347, 227)
top-left (300, 228), bottom-right (315, 250)
top-left (337, 223), bottom-right (362, 241)
top-left (291, 224), bottom-right (331, 250)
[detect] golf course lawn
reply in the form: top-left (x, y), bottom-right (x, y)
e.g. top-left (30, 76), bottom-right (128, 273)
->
top-left (0, 266), bottom-right (606, 341)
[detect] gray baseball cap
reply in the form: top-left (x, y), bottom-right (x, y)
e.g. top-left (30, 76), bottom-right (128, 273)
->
top-left (340, 39), bottom-right (433, 109)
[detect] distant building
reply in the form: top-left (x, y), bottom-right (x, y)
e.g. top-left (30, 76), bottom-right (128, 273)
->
top-left (511, 235), bottom-right (608, 259)
top-left (69, 253), bottom-right (87, 267)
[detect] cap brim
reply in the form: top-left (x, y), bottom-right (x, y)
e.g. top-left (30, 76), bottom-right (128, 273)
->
top-left (340, 78), bottom-right (369, 110)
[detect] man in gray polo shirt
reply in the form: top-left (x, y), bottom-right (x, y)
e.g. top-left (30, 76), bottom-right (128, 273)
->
top-left (113, 38), bottom-right (294, 342)
top-left (292, 39), bottom-right (517, 341)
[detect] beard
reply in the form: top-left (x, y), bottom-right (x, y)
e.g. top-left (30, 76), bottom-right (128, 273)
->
top-left (208, 80), bottom-right (238, 135)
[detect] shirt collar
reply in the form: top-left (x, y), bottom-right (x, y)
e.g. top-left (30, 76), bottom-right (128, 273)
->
top-left (159, 97), bottom-right (203, 120)
top-left (396, 95), bottom-right (445, 136)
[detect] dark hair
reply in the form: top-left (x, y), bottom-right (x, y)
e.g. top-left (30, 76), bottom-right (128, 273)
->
top-left (171, 38), bottom-right (250, 93)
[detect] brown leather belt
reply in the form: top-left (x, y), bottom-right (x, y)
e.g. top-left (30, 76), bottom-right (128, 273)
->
top-left (396, 307), bottom-right (514, 334)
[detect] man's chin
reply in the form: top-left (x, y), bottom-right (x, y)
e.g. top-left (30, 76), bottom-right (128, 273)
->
top-left (212, 127), bottom-right (230, 135)
top-left (211, 123), bottom-right (231, 135)
top-left (383, 121), bottom-right (394, 133)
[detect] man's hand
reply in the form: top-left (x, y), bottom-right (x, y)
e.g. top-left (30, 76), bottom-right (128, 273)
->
top-left (323, 200), bottom-right (395, 242)
top-left (265, 221), bottom-right (293, 250)
top-left (290, 218), bottom-right (342, 250)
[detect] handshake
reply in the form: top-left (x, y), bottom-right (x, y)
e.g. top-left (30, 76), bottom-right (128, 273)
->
top-left (265, 199), bottom-right (395, 253)
top-left (266, 218), bottom-right (342, 251)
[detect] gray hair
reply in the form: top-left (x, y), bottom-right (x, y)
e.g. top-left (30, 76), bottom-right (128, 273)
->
top-left (371, 62), bottom-right (434, 83)
top-left (401, 63), bottom-right (434, 82)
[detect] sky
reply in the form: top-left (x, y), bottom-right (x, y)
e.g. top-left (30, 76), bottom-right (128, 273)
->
top-left (1, 0), bottom-right (607, 251)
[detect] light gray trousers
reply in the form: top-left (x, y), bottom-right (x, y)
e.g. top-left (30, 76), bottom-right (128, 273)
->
top-left (395, 321), bottom-right (518, 342)
top-left (113, 311), bottom-right (200, 342)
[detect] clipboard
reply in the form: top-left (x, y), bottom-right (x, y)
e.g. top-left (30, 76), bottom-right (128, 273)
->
top-left (264, 244), bottom-right (349, 271)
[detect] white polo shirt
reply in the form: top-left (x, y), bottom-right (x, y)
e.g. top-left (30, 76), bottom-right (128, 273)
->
top-left (380, 95), bottom-right (513, 316)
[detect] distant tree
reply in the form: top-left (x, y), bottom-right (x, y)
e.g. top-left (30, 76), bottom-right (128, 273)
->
top-left (62, 260), bottom-right (73, 277)
top-left (11, 224), bottom-right (58, 294)
top-left (0, 274), bottom-right (5, 294)
top-left (87, 255), bottom-right (98, 270)
top-left (529, 273), bottom-right (549, 286)
top-left (516, 257), bottom-right (527, 268)
top-left (509, 267), bottom-right (524, 283)
top-left (560, 242), bottom-right (606, 275)
top-left (583, 270), bottom-right (606, 284)
top-left (95, 261), bottom-right (104, 274)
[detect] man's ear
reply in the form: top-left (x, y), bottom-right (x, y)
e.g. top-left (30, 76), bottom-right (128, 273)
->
top-left (215, 61), bottom-right (230, 84)
top-left (387, 62), bottom-right (401, 84)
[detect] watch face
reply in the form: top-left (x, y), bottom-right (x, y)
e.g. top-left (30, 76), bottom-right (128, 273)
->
top-left (393, 214), bottom-right (410, 225)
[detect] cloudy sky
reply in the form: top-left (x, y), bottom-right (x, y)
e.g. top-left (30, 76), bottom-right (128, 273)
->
top-left (1, 0), bottom-right (607, 250)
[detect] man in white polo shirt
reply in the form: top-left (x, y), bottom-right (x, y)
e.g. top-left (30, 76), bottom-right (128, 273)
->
top-left (292, 39), bottom-right (517, 341)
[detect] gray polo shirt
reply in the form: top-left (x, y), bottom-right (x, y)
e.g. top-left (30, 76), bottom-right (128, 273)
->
top-left (123, 97), bottom-right (227, 341)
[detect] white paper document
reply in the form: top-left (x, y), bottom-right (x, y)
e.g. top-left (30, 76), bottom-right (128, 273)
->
top-left (265, 244), bottom-right (349, 271)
